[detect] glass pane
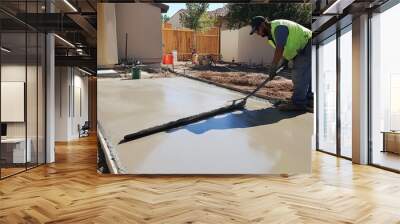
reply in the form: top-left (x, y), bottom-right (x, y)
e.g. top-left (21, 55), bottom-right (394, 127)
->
top-left (371, 4), bottom-right (400, 171)
top-left (317, 35), bottom-right (337, 154)
top-left (339, 27), bottom-right (352, 158)
top-left (0, 1), bottom-right (28, 32)
top-left (1, 31), bottom-right (27, 177)
top-left (27, 31), bottom-right (38, 169)
top-left (38, 33), bottom-right (45, 165)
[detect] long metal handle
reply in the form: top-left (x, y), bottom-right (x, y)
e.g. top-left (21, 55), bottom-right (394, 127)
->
top-left (231, 66), bottom-right (285, 104)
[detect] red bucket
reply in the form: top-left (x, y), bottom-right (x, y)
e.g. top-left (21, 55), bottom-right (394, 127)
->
top-left (162, 54), bottom-right (173, 65)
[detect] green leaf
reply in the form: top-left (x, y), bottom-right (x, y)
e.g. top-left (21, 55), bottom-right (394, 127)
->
top-left (224, 3), bottom-right (311, 30)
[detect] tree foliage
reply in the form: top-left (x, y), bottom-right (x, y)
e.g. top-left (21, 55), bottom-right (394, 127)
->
top-left (180, 3), bottom-right (215, 31)
top-left (161, 14), bottom-right (170, 23)
top-left (224, 3), bottom-right (312, 29)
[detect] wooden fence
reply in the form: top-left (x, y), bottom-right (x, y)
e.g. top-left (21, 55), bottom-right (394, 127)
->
top-left (162, 27), bottom-right (220, 61)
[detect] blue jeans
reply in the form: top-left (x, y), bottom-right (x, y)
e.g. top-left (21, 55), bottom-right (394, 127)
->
top-left (292, 41), bottom-right (313, 106)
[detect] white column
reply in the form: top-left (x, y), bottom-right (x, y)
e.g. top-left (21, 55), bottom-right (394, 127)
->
top-left (312, 45), bottom-right (317, 150)
top-left (54, 67), bottom-right (74, 141)
top-left (352, 14), bottom-right (369, 164)
top-left (45, 0), bottom-right (55, 163)
top-left (46, 33), bottom-right (55, 163)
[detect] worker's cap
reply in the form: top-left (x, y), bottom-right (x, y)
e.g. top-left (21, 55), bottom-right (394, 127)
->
top-left (249, 16), bottom-right (267, 35)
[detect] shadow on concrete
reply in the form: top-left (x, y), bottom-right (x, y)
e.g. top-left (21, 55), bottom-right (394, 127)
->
top-left (166, 107), bottom-right (305, 135)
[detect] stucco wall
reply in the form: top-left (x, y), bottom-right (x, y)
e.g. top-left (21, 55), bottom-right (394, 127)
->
top-left (221, 25), bottom-right (275, 66)
top-left (220, 29), bottom-right (239, 62)
top-left (97, 3), bottom-right (119, 67)
top-left (115, 3), bottom-right (162, 66)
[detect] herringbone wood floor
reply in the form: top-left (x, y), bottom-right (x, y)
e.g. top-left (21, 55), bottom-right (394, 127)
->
top-left (1, 135), bottom-right (400, 224)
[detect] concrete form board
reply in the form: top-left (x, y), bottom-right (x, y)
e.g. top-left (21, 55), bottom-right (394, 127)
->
top-left (98, 77), bottom-right (312, 174)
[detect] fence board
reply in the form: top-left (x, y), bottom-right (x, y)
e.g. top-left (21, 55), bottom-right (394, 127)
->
top-left (162, 27), bottom-right (220, 61)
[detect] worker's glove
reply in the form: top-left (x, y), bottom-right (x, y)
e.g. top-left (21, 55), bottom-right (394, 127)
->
top-left (280, 60), bottom-right (289, 69)
top-left (269, 64), bottom-right (278, 79)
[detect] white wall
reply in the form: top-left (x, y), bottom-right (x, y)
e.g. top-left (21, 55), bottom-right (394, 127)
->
top-left (1, 82), bottom-right (24, 122)
top-left (220, 29), bottom-right (239, 62)
top-left (238, 26), bottom-right (275, 65)
top-left (55, 67), bottom-right (89, 141)
top-left (115, 3), bottom-right (163, 66)
top-left (1, 65), bottom-right (36, 138)
top-left (55, 67), bottom-right (71, 141)
top-left (1, 63), bottom-right (46, 164)
top-left (220, 25), bottom-right (274, 65)
top-left (1, 65), bottom-right (26, 139)
top-left (72, 73), bottom-right (89, 138)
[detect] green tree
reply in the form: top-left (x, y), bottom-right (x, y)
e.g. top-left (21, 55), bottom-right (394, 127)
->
top-left (224, 3), bottom-right (312, 29)
top-left (180, 3), bottom-right (216, 51)
top-left (161, 14), bottom-right (170, 23)
top-left (180, 3), bottom-right (210, 31)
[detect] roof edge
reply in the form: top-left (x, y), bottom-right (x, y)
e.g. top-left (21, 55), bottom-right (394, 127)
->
top-left (151, 3), bottom-right (169, 13)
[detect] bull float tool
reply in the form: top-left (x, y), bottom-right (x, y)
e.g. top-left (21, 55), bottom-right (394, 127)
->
top-left (118, 66), bottom-right (285, 144)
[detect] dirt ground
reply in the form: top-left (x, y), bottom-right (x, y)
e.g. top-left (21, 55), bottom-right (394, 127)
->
top-left (113, 63), bottom-right (294, 100)
top-left (174, 63), bottom-right (294, 100)
top-left (196, 71), bottom-right (293, 100)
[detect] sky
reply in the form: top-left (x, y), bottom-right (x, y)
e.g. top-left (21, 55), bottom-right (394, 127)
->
top-left (164, 3), bottom-right (225, 17)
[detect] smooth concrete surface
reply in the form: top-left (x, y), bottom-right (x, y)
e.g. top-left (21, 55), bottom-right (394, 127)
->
top-left (98, 77), bottom-right (312, 174)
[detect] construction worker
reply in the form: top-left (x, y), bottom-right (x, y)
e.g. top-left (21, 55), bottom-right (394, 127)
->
top-left (250, 16), bottom-right (313, 112)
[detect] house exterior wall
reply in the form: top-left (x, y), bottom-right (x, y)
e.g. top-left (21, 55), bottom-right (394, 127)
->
top-left (237, 26), bottom-right (275, 66)
top-left (220, 29), bottom-right (239, 62)
top-left (169, 10), bottom-right (184, 29)
top-left (221, 25), bottom-right (275, 66)
top-left (115, 3), bottom-right (163, 67)
top-left (97, 3), bottom-right (119, 67)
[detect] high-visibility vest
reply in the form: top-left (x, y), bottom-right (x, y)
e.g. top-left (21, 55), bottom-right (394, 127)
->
top-left (267, 19), bottom-right (312, 60)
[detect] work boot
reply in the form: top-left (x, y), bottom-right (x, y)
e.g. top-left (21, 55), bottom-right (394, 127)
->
top-left (271, 99), bottom-right (287, 107)
top-left (305, 105), bottom-right (314, 113)
top-left (306, 99), bottom-right (314, 113)
top-left (307, 98), bottom-right (314, 108)
top-left (278, 102), bottom-right (308, 112)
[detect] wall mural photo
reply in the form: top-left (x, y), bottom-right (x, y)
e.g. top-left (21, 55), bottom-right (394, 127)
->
top-left (96, 2), bottom-right (313, 175)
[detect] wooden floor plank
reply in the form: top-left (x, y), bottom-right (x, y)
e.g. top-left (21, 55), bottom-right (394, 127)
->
top-left (0, 135), bottom-right (400, 223)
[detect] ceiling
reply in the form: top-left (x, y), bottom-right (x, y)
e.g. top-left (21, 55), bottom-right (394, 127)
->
top-left (0, 0), bottom-right (97, 72)
top-left (311, 0), bottom-right (390, 41)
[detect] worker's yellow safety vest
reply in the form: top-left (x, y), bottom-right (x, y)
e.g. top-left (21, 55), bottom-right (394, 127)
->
top-left (267, 19), bottom-right (312, 60)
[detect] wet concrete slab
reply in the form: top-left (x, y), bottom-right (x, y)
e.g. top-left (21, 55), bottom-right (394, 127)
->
top-left (98, 77), bottom-right (312, 174)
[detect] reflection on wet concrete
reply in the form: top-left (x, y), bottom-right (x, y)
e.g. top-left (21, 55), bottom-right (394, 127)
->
top-left (168, 107), bottom-right (305, 134)
top-left (98, 77), bottom-right (312, 174)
